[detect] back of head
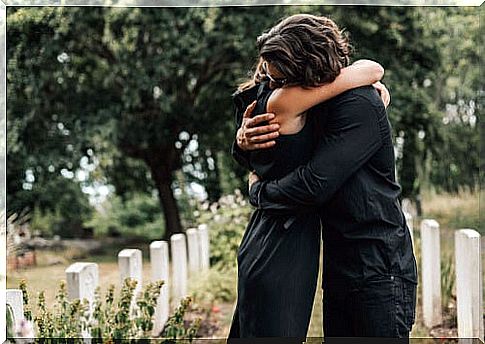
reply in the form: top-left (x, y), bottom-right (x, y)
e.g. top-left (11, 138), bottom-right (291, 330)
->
top-left (256, 14), bottom-right (351, 87)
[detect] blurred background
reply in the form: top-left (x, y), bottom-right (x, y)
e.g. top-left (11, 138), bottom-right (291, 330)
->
top-left (5, 5), bottom-right (482, 339)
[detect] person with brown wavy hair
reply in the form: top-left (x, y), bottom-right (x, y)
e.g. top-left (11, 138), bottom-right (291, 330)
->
top-left (227, 14), bottom-right (392, 340)
top-left (232, 13), bottom-right (417, 340)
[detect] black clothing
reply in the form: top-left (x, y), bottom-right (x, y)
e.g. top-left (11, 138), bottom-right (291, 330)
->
top-left (248, 85), bottom-right (417, 286)
top-left (235, 85), bottom-right (417, 337)
top-left (323, 276), bottom-right (416, 338)
top-left (228, 81), bottom-right (321, 339)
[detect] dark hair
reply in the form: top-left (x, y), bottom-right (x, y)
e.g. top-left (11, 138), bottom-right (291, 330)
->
top-left (238, 14), bottom-right (351, 91)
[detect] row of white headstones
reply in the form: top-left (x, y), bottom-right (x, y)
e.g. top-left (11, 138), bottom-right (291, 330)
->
top-left (6, 216), bottom-right (485, 340)
top-left (6, 224), bottom-right (210, 338)
top-left (405, 213), bottom-right (483, 340)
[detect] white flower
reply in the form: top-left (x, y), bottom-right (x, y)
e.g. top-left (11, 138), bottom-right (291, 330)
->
top-left (15, 318), bottom-right (35, 338)
top-left (210, 203), bottom-right (219, 213)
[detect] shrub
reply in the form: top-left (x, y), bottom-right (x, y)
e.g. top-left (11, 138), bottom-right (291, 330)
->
top-left (87, 193), bottom-right (166, 240)
top-left (17, 278), bottom-right (200, 340)
top-left (188, 267), bottom-right (237, 305)
top-left (195, 189), bottom-right (252, 272)
top-left (161, 296), bottom-right (201, 341)
top-left (27, 177), bottom-right (94, 238)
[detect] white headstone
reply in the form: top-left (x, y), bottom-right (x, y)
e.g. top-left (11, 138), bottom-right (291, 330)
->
top-left (420, 219), bottom-right (442, 328)
top-left (65, 262), bottom-right (99, 307)
top-left (65, 262), bottom-right (99, 338)
top-left (455, 229), bottom-right (483, 339)
top-left (186, 228), bottom-right (201, 274)
top-left (198, 224), bottom-right (210, 271)
top-left (149, 241), bottom-right (170, 336)
top-left (118, 248), bottom-right (143, 316)
top-left (170, 233), bottom-right (188, 308)
top-left (6, 289), bottom-right (24, 325)
top-left (403, 211), bottom-right (414, 249)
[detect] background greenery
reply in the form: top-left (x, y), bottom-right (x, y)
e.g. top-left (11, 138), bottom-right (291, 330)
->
top-left (6, 6), bottom-right (481, 240)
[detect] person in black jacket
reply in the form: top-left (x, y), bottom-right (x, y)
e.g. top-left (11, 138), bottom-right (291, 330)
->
top-left (233, 16), bottom-right (417, 340)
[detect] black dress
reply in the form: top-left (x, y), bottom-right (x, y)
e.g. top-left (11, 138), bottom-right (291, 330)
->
top-left (228, 80), bottom-right (321, 339)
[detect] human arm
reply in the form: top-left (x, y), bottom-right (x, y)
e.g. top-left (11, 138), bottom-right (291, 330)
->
top-left (249, 89), bottom-right (385, 212)
top-left (230, 100), bottom-right (280, 170)
top-left (267, 59), bottom-right (384, 118)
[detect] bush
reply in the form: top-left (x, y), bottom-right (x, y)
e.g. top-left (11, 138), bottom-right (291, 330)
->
top-left (87, 193), bottom-right (166, 240)
top-left (27, 177), bottom-right (94, 238)
top-left (188, 267), bottom-right (237, 305)
top-left (17, 278), bottom-right (200, 340)
top-left (195, 189), bottom-right (252, 272)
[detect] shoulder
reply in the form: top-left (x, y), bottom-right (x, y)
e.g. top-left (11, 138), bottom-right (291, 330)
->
top-left (327, 85), bottom-right (384, 111)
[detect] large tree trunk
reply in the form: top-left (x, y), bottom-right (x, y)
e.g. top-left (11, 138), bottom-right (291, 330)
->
top-left (150, 165), bottom-right (183, 240)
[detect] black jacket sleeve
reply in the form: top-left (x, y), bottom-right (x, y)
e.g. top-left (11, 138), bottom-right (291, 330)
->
top-left (229, 85), bottom-right (260, 171)
top-left (231, 135), bottom-right (252, 171)
top-left (249, 89), bottom-right (385, 212)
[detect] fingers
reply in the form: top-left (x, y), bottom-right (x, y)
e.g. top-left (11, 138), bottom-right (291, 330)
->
top-left (382, 87), bottom-right (390, 107)
top-left (243, 100), bottom-right (257, 119)
top-left (245, 123), bottom-right (280, 137)
top-left (236, 108), bottom-right (279, 151)
top-left (373, 82), bottom-right (391, 108)
top-left (249, 131), bottom-right (280, 143)
top-left (251, 141), bottom-right (276, 149)
top-left (372, 81), bottom-right (383, 92)
top-left (246, 113), bottom-right (275, 127)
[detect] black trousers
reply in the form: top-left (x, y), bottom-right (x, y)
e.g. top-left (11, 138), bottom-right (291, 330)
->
top-left (323, 276), bottom-right (417, 339)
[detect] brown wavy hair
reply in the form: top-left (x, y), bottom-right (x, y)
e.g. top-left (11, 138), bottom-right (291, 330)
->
top-left (238, 14), bottom-right (351, 91)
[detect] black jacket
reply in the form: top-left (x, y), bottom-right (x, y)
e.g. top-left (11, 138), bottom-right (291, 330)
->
top-left (232, 85), bottom-right (417, 286)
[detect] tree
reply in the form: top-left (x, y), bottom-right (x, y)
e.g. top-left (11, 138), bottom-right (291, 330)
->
top-left (7, 6), bottom-right (285, 238)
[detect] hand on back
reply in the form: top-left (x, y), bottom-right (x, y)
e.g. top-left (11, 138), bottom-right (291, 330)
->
top-left (236, 100), bottom-right (280, 151)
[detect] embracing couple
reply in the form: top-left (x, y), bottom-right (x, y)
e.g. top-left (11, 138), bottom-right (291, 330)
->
top-left (227, 14), bottom-right (418, 341)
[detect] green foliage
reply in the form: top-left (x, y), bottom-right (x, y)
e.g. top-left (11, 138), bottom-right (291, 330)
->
top-left (161, 296), bottom-right (201, 342)
top-left (188, 267), bottom-right (237, 305)
top-left (7, 6), bottom-right (480, 239)
top-left (6, 305), bottom-right (15, 339)
top-left (87, 193), bottom-right (166, 240)
top-left (113, 278), bottom-right (138, 339)
top-left (423, 8), bottom-right (480, 194)
top-left (135, 280), bottom-right (165, 335)
top-left (441, 252), bottom-right (457, 328)
top-left (195, 190), bottom-right (252, 272)
top-left (90, 283), bottom-right (116, 339)
top-left (20, 177), bottom-right (93, 238)
top-left (33, 280), bottom-right (90, 338)
top-left (18, 279), bottom-right (33, 321)
top-left (5, 6), bottom-right (288, 238)
top-left (24, 277), bottom-right (184, 340)
top-left (441, 253), bottom-right (456, 315)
